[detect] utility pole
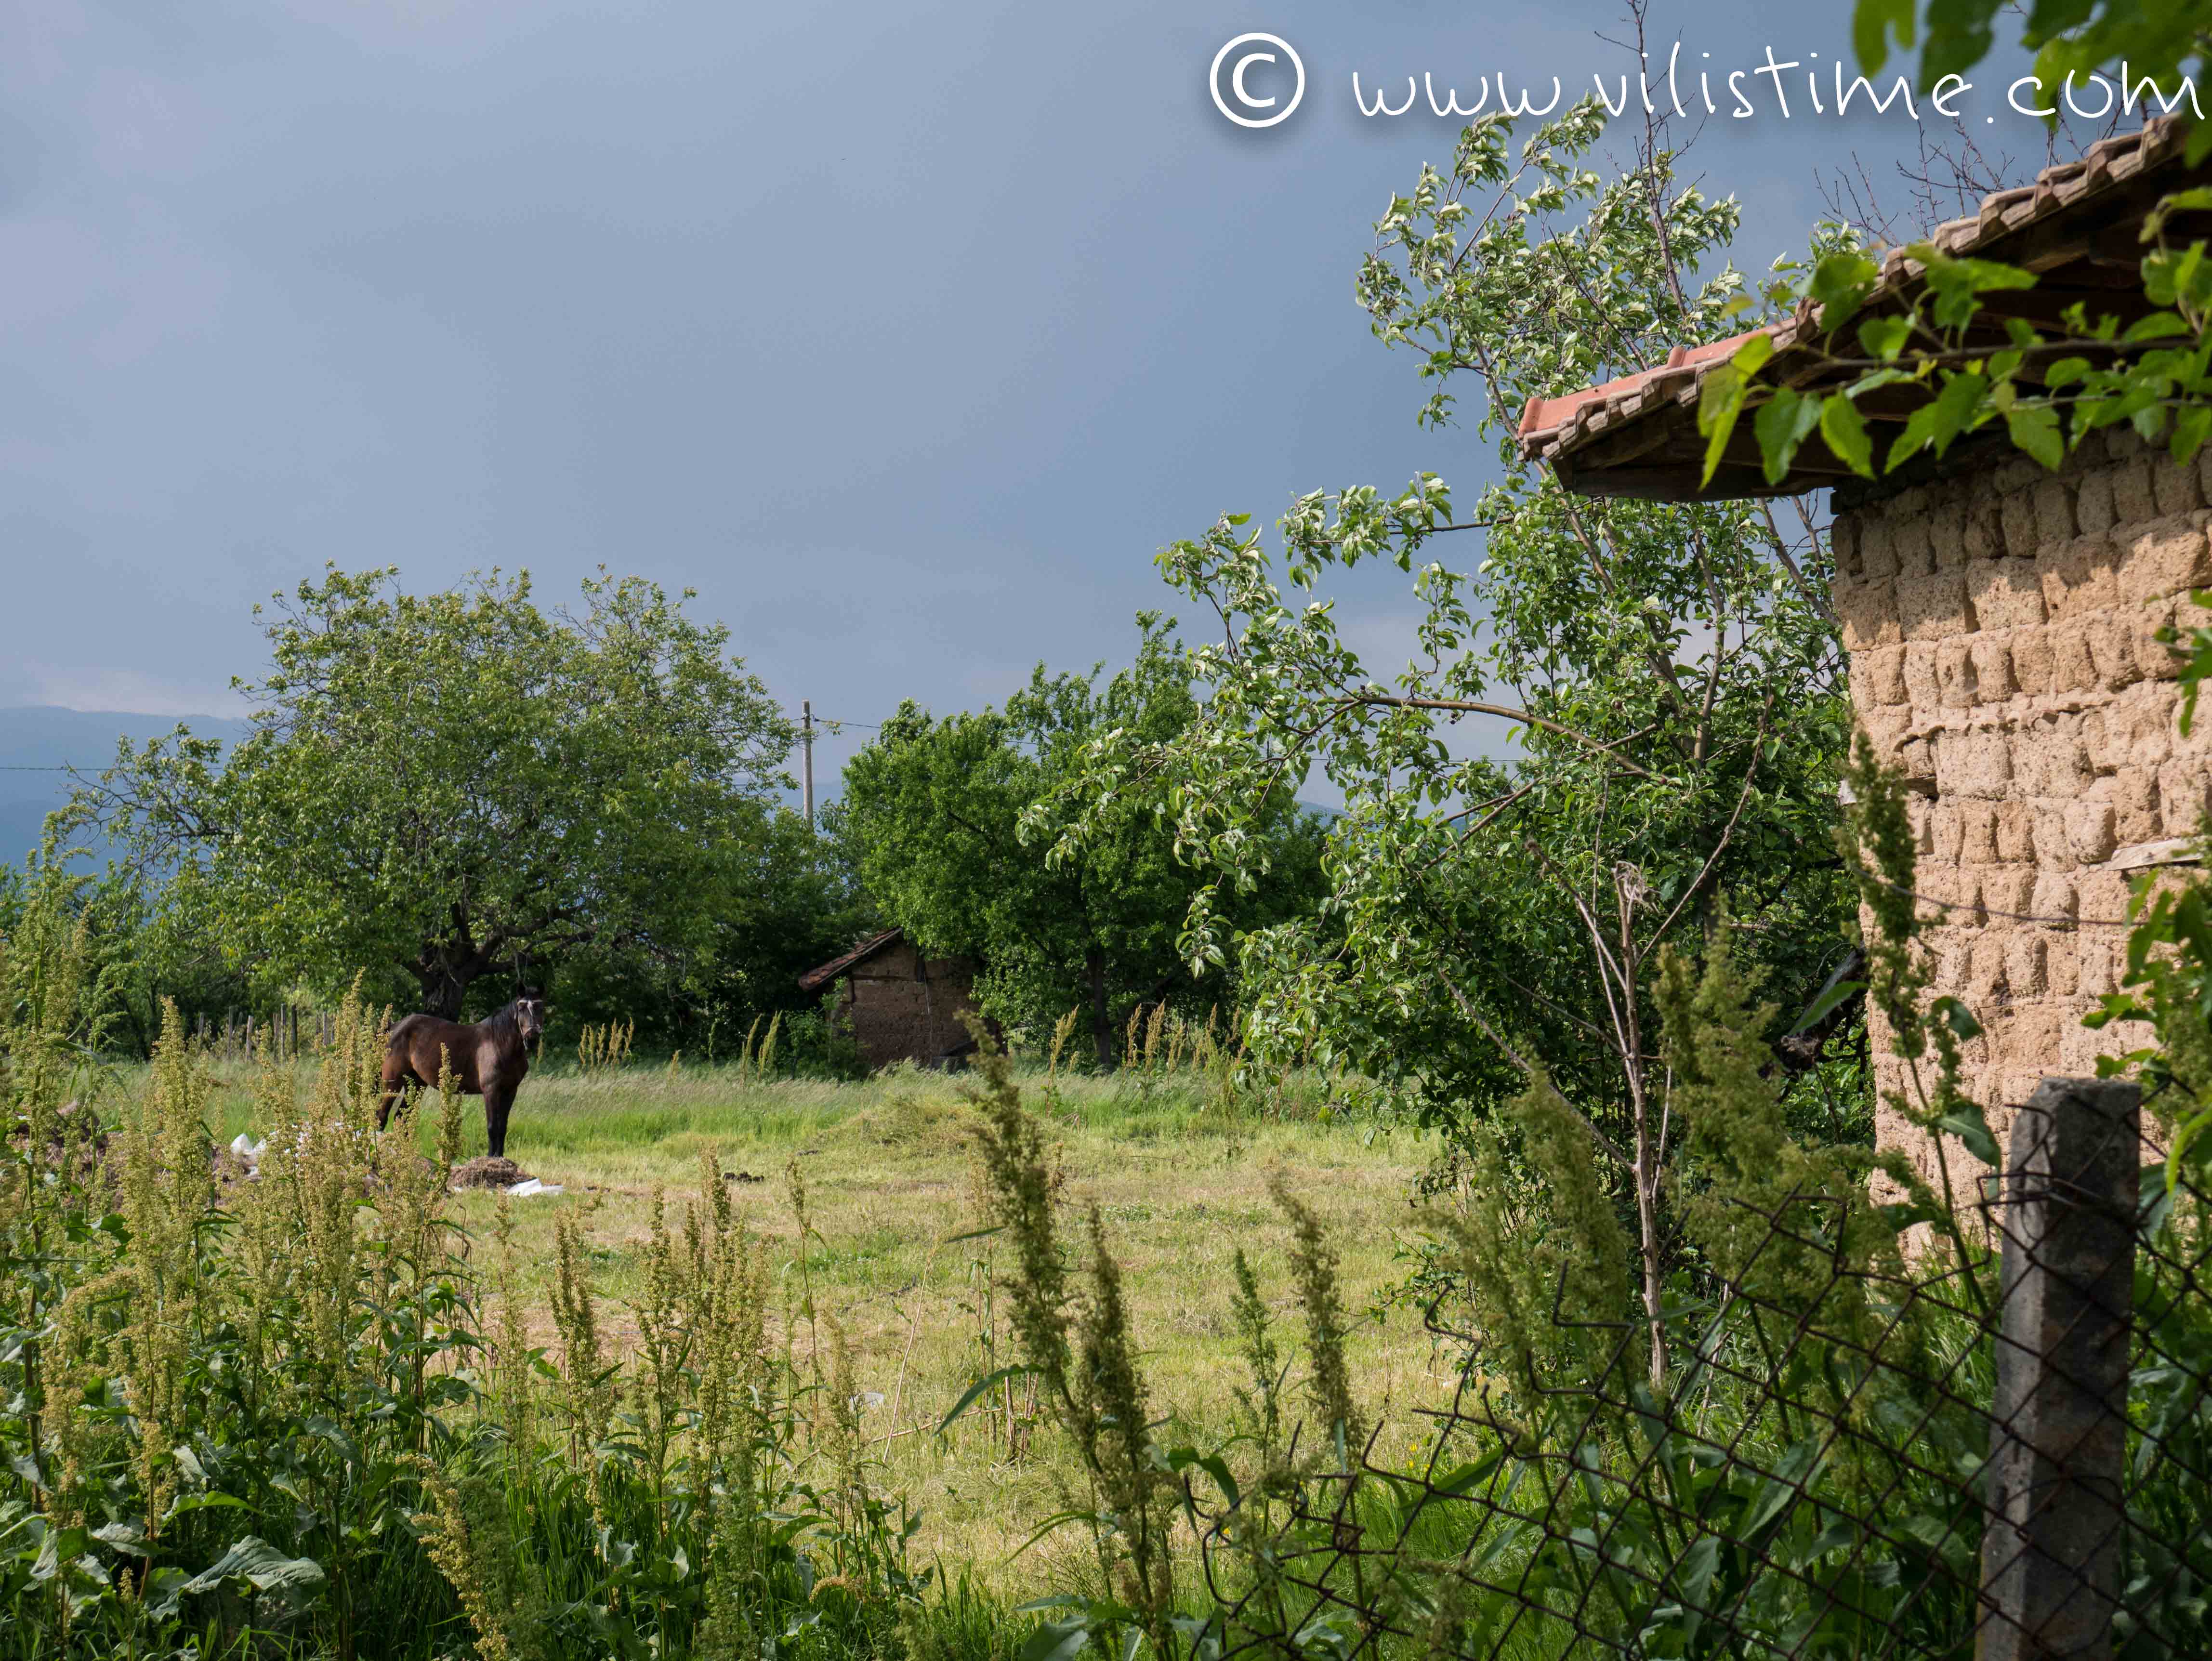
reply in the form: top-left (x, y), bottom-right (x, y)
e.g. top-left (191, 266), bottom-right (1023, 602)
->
top-left (801, 700), bottom-right (815, 830)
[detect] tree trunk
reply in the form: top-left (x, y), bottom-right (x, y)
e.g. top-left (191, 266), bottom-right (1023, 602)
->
top-left (1088, 948), bottom-right (1113, 1069)
top-left (412, 945), bottom-right (494, 1017)
top-left (413, 966), bottom-right (470, 1020)
top-left (411, 908), bottom-right (507, 1018)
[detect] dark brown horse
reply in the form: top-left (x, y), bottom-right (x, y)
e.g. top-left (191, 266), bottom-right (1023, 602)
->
top-left (377, 993), bottom-right (546, 1159)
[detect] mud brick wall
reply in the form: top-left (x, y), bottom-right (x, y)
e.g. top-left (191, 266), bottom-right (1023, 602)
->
top-left (832, 937), bottom-right (984, 1070)
top-left (1830, 429), bottom-right (2212, 1189)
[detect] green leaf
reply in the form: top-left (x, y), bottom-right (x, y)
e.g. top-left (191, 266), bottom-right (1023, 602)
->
top-left (2042, 356), bottom-right (2090, 391)
top-left (1889, 372), bottom-right (1989, 470)
top-left (164, 1493), bottom-right (250, 1521)
top-left (179, 1538), bottom-right (325, 1597)
top-left (1673, 1532), bottom-right (1722, 1621)
top-left (1809, 251), bottom-right (1880, 339)
top-left (1697, 366), bottom-right (1749, 488)
top-left (1857, 315), bottom-right (1912, 359)
top-left (1160, 1446), bottom-right (1241, 1510)
top-left (1730, 333), bottom-right (1775, 377)
top-left (1933, 995), bottom-right (1982, 1041)
top-left (1910, 247), bottom-right (2036, 331)
top-left (1819, 395), bottom-right (1874, 478)
top-left (1020, 1619), bottom-right (1093, 1661)
top-left (1741, 1439), bottom-right (1823, 1546)
top-left (2122, 312), bottom-right (2191, 343)
top-left (1790, 977), bottom-right (1866, 1035)
top-left (2006, 402), bottom-right (2064, 471)
top-left (1912, 248), bottom-right (2036, 293)
top-left (2171, 403), bottom-right (2212, 466)
top-left (1850, 0), bottom-right (1915, 77)
top-left (2171, 243), bottom-right (2208, 308)
top-left (1754, 389), bottom-right (1822, 486)
top-left (1425, 1450), bottom-right (1508, 1498)
top-left (1937, 1106), bottom-right (2001, 1169)
top-left (937, 1365), bottom-right (1040, 1434)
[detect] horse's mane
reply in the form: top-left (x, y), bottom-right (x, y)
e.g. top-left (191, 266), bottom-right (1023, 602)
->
top-left (478, 998), bottom-right (529, 1037)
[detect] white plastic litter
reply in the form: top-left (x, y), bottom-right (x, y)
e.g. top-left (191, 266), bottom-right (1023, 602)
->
top-left (229, 1133), bottom-right (266, 1161)
top-left (505, 1178), bottom-right (564, 1198)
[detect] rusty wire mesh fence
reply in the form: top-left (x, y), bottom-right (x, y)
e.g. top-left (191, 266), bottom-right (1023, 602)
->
top-left (1198, 1078), bottom-right (2212, 1660)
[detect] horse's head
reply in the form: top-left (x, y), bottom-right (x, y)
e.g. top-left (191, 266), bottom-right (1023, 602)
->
top-left (513, 992), bottom-right (548, 1043)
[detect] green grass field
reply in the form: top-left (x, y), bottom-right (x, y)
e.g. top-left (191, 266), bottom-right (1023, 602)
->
top-left (196, 1054), bottom-right (1445, 1588)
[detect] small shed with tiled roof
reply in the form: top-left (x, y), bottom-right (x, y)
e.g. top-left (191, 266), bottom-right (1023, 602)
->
top-left (797, 927), bottom-right (988, 1071)
top-left (1517, 117), bottom-right (2212, 1189)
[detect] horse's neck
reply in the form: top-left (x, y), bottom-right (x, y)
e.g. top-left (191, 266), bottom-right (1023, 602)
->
top-left (479, 1006), bottom-right (531, 1050)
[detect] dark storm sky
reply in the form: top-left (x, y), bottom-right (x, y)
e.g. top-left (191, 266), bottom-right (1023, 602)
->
top-left (2, 0), bottom-right (2089, 790)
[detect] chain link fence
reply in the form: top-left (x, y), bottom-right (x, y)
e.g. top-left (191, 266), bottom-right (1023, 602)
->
top-left (1222, 1077), bottom-right (2212, 1660)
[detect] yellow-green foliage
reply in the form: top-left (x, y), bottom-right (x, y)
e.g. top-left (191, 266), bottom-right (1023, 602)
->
top-left (577, 1018), bottom-right (636, 1075)
top-left (1045, 1008), bottom-right (1079, 1079)
top-left (754, 1011), bottom-right (782, 1081)
top-left (1114, 1004), bottom-right (1226, 1075)
top-left (551, 1201), bottom-right (616, 1507)
top-left (1267, 1174), bottom-right (1358, 1460)
top-left (1659, 941), bottom-right (1904, 1295)
top-left (408, 1454), bottom-right (527, 1661)
top-left (965, 1034), bottom-right (1175, 1650)
top-left (0, 879), bottom-right (919, 1659)
top-left (1072, 1202), bottom-right (1174, 1638)
top-left (1427, 1068), bottom-right (1635, 1420)
top-left (112, 1002), bottom-right (213, 1533)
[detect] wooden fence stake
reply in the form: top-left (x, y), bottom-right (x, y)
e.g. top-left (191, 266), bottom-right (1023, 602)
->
top-left (1978, 1076), bottom-right (2140, 1661)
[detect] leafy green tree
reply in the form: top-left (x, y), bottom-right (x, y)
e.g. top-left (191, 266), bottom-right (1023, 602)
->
top-left (1046, 105), bottom-right (1860, 1367)
top-left (1702, 16), bottom-right (2212, 500)
top-left (0, 848), bottom-right (249, 1059)
top-left (78, 865), bottom-right (251, 1057)
top-left (1854, 0), bottom-right (2207, 107)
top-left (552, 797), bottom-right (875, 1054)
top-left (842, 620), bottom-right (1325, 1065)
top-left (70, 566), bottom-right (795, 1018)
top-left (1698, 0), bottom-right (2212, 512)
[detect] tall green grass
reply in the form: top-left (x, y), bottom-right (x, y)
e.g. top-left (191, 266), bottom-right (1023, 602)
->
top-left (0, 875), bottom-right (1024, 1661)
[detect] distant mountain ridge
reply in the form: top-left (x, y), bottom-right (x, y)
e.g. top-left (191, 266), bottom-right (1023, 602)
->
top-left (0, 706), bottom-right (252, 866)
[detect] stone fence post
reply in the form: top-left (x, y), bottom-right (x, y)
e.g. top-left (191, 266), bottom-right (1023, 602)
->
top-left (1978, 1076), bottom-right (2141, 1661)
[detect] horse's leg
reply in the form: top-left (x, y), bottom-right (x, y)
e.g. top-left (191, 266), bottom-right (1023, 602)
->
top-left (376, 1056), bottom-right (407, 1131)
top-left (484, 1080), bottom-right (514, 1160)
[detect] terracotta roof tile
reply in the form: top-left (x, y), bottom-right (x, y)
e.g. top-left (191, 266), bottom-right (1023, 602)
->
top-left (1514, 115), bottom-right (2199, 495)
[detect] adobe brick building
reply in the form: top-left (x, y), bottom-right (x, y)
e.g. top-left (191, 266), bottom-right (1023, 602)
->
top-left (1829, 437), bottom-right (2203, 1182)
top-left (1517, 118), bottom-right (2211, 1186)
top-left (797, 928), bottom-right (988, 1071)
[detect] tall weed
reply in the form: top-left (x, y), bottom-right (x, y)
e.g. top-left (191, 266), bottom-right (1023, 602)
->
top-left (0, 872), bottom-right (968, 1661)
